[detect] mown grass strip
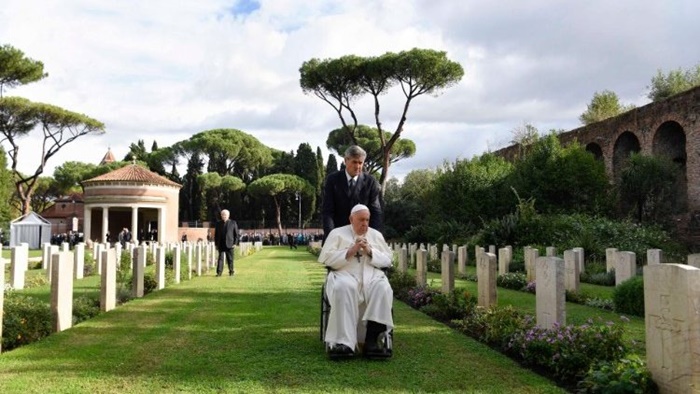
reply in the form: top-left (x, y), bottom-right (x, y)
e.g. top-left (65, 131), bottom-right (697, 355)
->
top-left (1, 247), bottom-right (565, 393)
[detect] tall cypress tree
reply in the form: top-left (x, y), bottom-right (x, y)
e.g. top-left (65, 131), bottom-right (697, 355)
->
top-left (180, 152), bottom-right (204, 222)
top-left (294, 143), bottom-right (318, 226)
top-left (325, 154), bottom-right (338, 176)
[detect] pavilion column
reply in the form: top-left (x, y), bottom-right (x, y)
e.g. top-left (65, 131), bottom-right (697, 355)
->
top-left (84, 206), bottom-right (92, 243)
top-left (102, 207), bottom-right (109, 245)
top-left (158, 207), bottom-right (166, 243)
top-left (131, 206), bottom-right (138, 244)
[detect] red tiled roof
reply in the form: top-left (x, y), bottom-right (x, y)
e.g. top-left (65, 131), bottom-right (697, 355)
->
top-left (100, 148), bottom-right (116, 165)
top-left (82, 164), bottom-right (181, 187)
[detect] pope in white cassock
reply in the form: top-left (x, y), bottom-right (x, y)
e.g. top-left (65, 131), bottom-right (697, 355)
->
top-left (318, 203), bottom-right (394, 359)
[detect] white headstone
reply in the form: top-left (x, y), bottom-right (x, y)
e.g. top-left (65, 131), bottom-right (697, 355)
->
top-left (441, 251), bottom-right (455, 294)
top-left (644, 264), bottom-right (700, 392)
top-left (477, 252), bottom-right (497, 308)
top-left (398, 248), bottom-right (408, 273)
top-left (100, 248), bottom-right (117, 312)
top-left (174, 244), bottom-right (181, 284)
top-left (51, 251), bottom-right (74, 332)
top-left (10, 245), bottom-right (28, 290)
top-left (156, 246), bottom-right (166, 290)
top-left (457, 246), bottom-right (467, 275)
top-left (615, 251), bottom-right (636, 286)
top-left (498, 247), bottom-right (510, 276)
top-left (196, 243), bottom-right (203, 276)
top-left (42, 242), bottom-right (51, 270)
top-left (132, 245), bottom-right (146, 298)
top-left (688, 253), bottom-right (700, 269)
top-left (535, 256), bottom-right (565, 329)
top-left (647, 249), bottom-right (663, 265)
top-left (605, 248), bottom-right (618, 272)
top-left (573, 247), bottom-right (585, 273)
top-left (564, 249), bottom-right (579, 292)
top-left (74, 243), bottom-right (85, 279)
top-left (416, 249), bottom-right (428, 286)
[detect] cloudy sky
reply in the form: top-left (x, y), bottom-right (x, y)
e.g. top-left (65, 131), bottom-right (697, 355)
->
top-left (1, 0), bottom-right (698, 181)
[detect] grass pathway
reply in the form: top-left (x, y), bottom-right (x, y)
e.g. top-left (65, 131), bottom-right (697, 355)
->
top-left (0, 246), bottom-right (565, 393)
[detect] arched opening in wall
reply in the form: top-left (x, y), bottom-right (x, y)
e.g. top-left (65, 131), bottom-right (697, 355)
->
top-left (612, 131), bottom-right (641, 182)
top-left (585, 143), bottom-right (603, 161)
top-left (652, 120), bottom-right (687, 211)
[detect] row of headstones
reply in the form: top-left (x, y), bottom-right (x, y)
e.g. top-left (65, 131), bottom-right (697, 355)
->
top-left (0, 241), bottom-right (260, 353)
top-left (394, 243), bottom-right (700, 392)
top-left (393, 243), bottom-right (675, 290)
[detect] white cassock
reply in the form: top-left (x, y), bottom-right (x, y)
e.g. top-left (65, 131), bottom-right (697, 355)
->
top-left (318, 225), bottom-right (394, 350)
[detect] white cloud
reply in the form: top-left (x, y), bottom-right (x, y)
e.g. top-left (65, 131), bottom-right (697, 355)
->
top-left (1, 0), bottom-right (699, 182)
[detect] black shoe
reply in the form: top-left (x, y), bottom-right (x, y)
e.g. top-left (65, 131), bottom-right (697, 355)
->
top-left (216, 273), bottom-right (222, 277)
top-left (327, 344), bottom-right (354, 360)
top-left (363, 340), bottom-right (392, 359)
top-left (229, 271), bottom-right (234, 276)
top-left (364, 321), bottom-right (392, 359)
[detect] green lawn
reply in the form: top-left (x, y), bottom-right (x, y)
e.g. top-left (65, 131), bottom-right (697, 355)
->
top-left (1, 246), bottom-right (566, 393)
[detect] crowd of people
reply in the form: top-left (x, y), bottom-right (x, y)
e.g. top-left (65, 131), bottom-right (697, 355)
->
top-left (49, 231), bottom-right (85, 248)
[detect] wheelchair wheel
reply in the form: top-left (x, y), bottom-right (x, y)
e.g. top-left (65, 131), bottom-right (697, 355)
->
top-left (320, 282), bottom-right (331, 342)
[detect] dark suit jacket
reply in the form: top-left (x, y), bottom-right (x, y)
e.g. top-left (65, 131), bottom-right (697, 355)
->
top-left (215, 219), bottom-right (239, 250)
top-left (322, 170), bottom-right (383, 240)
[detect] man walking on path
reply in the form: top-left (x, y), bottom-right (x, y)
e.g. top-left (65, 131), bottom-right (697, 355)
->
top-left (215, 209), bottom-right (239, 277)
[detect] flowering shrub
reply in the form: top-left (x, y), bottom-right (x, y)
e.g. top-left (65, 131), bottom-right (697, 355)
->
top-left (420, 288), bottom-right (477, 321)
top-left (73, 294), bottom-right (100, 325)
top-left (2, 292), bottom-right (52, 351)
top-left (406, 285), bottom-right (441, 309)
top-left (457, 306), bottom-right (535, 350)
top-left (389, 271), bottom-right (418, 301)
top-left (26, 274), bottom-right (49, 289)
top-left (507, 318), bottom-right (627, 381)
top-left (585, 297), bottom-right (614, 311)
top-left (524, 281), bottom-right (536, 294)
top-left (613, 276), bottom-right (645, 317)
top-left (497, 272), bottom-right (528, 290)
top-left (577, 354), bottom-right (657, 393)
top-left (426, 259), bottom-right (441, 273)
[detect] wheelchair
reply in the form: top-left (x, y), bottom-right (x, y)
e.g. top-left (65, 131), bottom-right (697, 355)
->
top-left (320, 267), bottom-right (393, 359)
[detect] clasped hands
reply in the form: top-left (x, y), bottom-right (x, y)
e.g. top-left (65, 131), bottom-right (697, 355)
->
top-left (348, 236), bottom-right (372, 260)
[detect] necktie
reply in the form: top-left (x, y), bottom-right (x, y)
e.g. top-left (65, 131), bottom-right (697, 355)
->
top-left (348, 178), bottom-right (356, 191)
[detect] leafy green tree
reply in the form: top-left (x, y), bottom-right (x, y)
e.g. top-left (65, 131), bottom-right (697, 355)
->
top-left (247, 174), bottom-right (313, 237)
top-left (326, 124), bottom-right (415, 177)
top-left (124, 140), bottom-right (147, 161)
top-left (510, 135), bottom-right (610, 215)
top-left (647, 63), bottom-right (700, 101)
top-left (53, 161), bottom-right (98, 193)
top-left (300, 48), bottom-right (463, 192)
top-left (0, 146), bottom-right (13, 225)
top-left (432, 154), bottom-right (514, 225)
top-left (182, 129), bottom-right (273, 180)
top-left (30, 176), bottom-right (61, 213)
top-left (198, 172), bottom-right (246, 222)
top-left (579, 90), bottom-right (635, 125)
top-left (0, 45), bottom-right (104, 214)
top-left (0, 97), bottom-right (104, 214)
top-left (0, 44), bottom-right (47, 96)
top-left (268, 149), bottom-right (295, 175)
top-left (124, 139), bottom-right (171, 176)
top-left (618, 153), bottom-right (681, 224)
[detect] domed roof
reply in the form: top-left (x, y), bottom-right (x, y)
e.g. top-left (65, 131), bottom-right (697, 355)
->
top-left (82, 164), bottom-right (181, 188)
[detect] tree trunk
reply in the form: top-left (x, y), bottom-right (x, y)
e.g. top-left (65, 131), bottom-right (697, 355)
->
top-left (274, 196), bottom-right (283, 238)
